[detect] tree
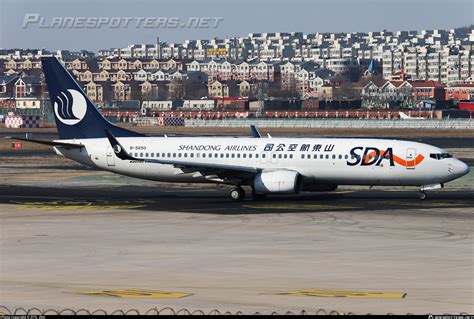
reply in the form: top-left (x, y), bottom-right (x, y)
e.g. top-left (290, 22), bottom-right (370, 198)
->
top-left (183, 79), bottom-right (208, 99)
top-left (267, 81), bottom-right (299, 98)
top-left (333, 83), bottom-right (361, 100)
top-left (168, 79), bottom-right (184, 100)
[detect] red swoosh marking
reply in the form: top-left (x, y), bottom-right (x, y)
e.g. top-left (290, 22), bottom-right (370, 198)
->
top-left (364, 150), bottom-right (425, 167)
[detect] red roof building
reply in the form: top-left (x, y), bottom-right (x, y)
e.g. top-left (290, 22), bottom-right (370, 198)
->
top-left (445, 84), bottom-right (474, 100)
top-left (406, 80), bottom-right (445, 101)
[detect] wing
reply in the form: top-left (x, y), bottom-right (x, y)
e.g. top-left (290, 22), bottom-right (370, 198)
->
top-left (105, 129), bottom-right (260, 181)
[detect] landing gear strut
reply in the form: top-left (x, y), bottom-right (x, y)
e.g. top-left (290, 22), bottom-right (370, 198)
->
top-left (418, 191), bottom-right (427, 200)
top-left (230, 187), bottom-right (246, 201)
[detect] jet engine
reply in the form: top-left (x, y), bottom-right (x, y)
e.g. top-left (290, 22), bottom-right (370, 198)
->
top-left (254, 170), bottom-right (302, 194)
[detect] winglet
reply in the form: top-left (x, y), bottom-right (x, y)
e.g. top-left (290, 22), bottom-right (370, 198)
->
top-left (250, 125), bottom-right (261, 138)
top-left (104, 129), bottom-right (140, 161)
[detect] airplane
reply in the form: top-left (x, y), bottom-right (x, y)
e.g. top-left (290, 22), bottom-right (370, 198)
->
top-left (8, 57), bottom-right (470, 201)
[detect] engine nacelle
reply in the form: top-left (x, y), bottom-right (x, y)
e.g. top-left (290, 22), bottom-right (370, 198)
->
top-left (254, 170), bottom-right (302, 194)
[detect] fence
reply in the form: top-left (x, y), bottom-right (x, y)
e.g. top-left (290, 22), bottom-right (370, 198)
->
top-left (0, 306), bottom-right (470, 316)
top-left (4, 115), bottom-right (41, 128)
top-left (136, 117), bottom-right (186, 126)
top-left (186, 118), bottom-right (474, 130)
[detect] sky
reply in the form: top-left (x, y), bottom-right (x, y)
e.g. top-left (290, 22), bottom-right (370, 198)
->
top-left (0, 0), bottom-right (472, 51)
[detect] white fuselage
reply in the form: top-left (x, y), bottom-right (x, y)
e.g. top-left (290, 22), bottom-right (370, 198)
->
top-left (54, 136), bottom-right (469, 188)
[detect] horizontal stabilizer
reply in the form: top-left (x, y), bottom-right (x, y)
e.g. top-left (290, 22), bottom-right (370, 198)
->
top-left (5, 137), bottom-right (84, 149)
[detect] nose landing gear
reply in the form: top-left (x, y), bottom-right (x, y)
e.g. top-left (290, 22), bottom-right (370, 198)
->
top-left (418, 183), bottom-right (443, 200)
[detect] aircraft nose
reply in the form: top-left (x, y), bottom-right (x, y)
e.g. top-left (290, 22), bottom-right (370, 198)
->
top-left (454, 160), bottom-right (470, 177)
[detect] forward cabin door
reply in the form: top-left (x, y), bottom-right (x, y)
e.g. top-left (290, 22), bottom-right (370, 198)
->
top-left (406, 148), bottom-right (416, 170)
top-left (106, 146), bottom-right (115, 166)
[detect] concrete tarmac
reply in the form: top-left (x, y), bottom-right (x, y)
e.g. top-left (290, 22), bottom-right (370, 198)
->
top-left (0, 158), bottom-right (473, 315)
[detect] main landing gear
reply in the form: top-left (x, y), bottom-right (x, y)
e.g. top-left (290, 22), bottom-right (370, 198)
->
top-left (229, 187), bottom-right (246, 201)
top-left (418, 191), bottom-right (427, 200)
top-left (229, 187), bottom-right (267, 201)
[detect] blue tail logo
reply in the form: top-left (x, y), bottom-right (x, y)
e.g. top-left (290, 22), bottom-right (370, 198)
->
top-left (42, 56), bottom-right (144, 139)
top-left (53, 89), bottom-right (87, 125)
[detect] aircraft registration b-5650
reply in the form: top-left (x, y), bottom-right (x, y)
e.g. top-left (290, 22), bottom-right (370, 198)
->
top-left (9, 57), bottom-right (470, 200)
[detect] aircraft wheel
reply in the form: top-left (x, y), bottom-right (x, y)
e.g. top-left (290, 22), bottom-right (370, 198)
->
top-left (418, 191), bottom-right (427, 200)
top-left (230, 187), bottom-right (245, 201)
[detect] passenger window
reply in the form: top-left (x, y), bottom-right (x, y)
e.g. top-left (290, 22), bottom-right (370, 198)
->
top-left (156, 153), bottom-right (160, 158)
top-left (249, 154), bottom-right (253, 158)
top-left (226, 153), bottom-right (230, 158)
top-left (301, 154), bottom-right (305, 159)
top-left (332, 154), bottom-right (336, 159)
top-left (345, 155), bottom-right (348, 159)
top-left (178, 153), bottom-right (182, 157)
top-left (151, 153), bottom-right (154, 158)
top-left (140, 153), bottom-right (143, 157)
top-left (220, 154), bottom-right (224, 158)
top-left (184, 153), bottom-right (188, 157)
top-left (289, 154), bottom-right (293, 159)
top-left (261, 154), bottom-right (265, 159)
top-left (243, 154), bottom-right (247, 158)
top-left (326, 154), bottom-right (329, 159)
top-left (284, 154), bottom-right (287, 159)
top-left (202, 153), bottom-right (206, 158)
top-left (237, 154), bottom-right (240, 158)
top-left (167, 153), bottom-right (171, 157)
top-left (231, 154), bottom-right (235, 158)
top-left (338, 155), bottom-right (342, 159)
top-left (278, 154), bottom-right (282, 159)
top-left (313, 154), bottom-right (317, 159)
top-left (214, 153), bottom-right (218, 158)
top-left (173, 153), bottom-right (176, 157)
top-left (190, 153), bottom-right (194, 158)
top-left (145, 153), bottom-right (149, 157)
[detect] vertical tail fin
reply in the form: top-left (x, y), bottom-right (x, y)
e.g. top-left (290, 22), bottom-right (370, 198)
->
top-left (41, 57), bottom-right (144, 139)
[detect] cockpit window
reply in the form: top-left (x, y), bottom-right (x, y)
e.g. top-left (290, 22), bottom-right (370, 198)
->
top-left (430, 153), bottom-right (452, 160)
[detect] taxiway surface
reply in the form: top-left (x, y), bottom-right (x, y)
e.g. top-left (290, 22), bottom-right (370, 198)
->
top-left (0, 157), bottom-right (473, 315)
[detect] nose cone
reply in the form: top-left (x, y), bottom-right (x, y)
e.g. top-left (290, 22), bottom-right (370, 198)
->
top-left (454, 160), bottom-right (470, 178)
